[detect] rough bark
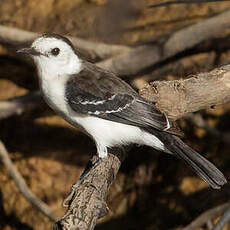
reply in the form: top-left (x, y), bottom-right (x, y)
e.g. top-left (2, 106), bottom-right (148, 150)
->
top-left (140, 64), bottom-right (230, 120)
top-left (54, 154), bottom-right (121, 230)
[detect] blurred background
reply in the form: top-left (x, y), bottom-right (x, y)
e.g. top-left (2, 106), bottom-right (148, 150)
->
top-left (0, 0), bottom-right (230, 229)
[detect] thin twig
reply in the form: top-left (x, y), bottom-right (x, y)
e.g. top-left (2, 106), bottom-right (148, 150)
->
top-left (183, 202), bottom-right (230, 230)
top-left (212, 206), bottom-right (230, 230)
top-left (1, 8), bottom-right (230, 77)
top-left (0, 91), bottom-right (45, 120)
top-left (0, 139), bottom-right (57, 222)
top-left (98, 8), bottom-right (230, 75)
top-left (0, 25), bottom-right (130, 60)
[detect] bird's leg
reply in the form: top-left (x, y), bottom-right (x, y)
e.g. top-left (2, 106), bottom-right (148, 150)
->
top-left (63, 146), bottom-right (107, 207)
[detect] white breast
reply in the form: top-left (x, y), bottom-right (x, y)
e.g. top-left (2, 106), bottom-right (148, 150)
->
top-left (39, 73), bottom-right (165, 158)
top-left (41, 75), bottom-right (70, 115)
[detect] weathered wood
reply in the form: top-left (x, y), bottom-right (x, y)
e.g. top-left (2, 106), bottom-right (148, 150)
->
top-left (54, 153), bottom-right (121, 230)
top-left (140, 64), bottom-right (230, 120)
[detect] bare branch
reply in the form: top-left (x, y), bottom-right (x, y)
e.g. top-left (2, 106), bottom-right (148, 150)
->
top-left (54, 153), bottom-right (121, 230)
top-left (183, 202), bottom-right (230, 230)
top-left (140, 64), bottom-right (230, 120)
top-left (1, 8), bottom-right (230, 77)
top-left (0, 139), bottom-right (57, 222)
top-left (0, 91), bottom-right (45, 120)
top-left (0, 25), bottom-right (130, 59)
top-left (98, 9), bottom-right (230, 75)
top-left (212, 206), bottom-right (230, 230)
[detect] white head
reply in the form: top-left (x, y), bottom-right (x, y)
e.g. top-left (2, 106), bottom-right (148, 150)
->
top-left (17, 34), bottom-right (82, 77)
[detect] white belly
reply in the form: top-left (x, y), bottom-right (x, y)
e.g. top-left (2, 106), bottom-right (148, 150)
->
top-left (40, 75), bottom-right (165, 158)
top-left (69, 115), bottom-right (165, 157)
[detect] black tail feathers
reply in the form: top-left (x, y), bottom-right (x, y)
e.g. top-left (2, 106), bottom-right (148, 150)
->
top-left (160, 134), bottom-right (227, 189)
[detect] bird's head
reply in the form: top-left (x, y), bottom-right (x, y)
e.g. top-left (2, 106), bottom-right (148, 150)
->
top-left (17, 33), bottom-right (82, 76)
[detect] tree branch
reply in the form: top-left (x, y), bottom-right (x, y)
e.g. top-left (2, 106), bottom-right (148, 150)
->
top-left (140, 64), bottom-right (230, 120)
top-left (54, 153), bottom-right (122, 230)
top-left (183, 202), bottom-right (230, 230)
top-left (212, 205), bottom-right (230, 230)
top-left (98, 8), bottom-right (230, 75)
top-left (0, 139), bottom-right (57, 222)
top-left (0, 25), bottom-right (130, 60)
top-left (0, 91), bottom-right (46, 120)
top-left (1, 8), bottom-right (230, 76)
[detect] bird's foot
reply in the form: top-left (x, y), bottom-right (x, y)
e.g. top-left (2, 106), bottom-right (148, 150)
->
top-left (63, 157), bottom-right (103, 207)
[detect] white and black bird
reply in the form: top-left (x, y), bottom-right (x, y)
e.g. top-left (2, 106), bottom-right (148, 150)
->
top-left (18, 33), bottom-right (227, 189)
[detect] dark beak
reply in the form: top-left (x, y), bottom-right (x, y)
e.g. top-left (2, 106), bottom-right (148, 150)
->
top-left (17, 47), bottom-right (41, 56)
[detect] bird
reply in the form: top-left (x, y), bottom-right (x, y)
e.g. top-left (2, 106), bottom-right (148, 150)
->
top-left (17, 33), bottom-right (227, 190)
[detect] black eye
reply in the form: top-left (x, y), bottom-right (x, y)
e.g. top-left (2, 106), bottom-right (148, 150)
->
top-left (51, 47), bottom-right (60, 56)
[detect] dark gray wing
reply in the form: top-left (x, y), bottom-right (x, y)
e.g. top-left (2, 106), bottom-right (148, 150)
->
top-left (65, 62), bottom-right (169, 131)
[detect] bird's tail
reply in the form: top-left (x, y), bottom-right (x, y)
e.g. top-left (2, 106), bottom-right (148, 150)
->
top-left (159, 134), bottom-right (227, 189)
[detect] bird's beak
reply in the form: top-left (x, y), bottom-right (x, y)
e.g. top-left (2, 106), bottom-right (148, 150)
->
top-left (17, 47), bottom-right (41, 56)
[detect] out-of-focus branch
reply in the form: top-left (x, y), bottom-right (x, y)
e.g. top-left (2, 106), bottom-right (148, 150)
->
top-left (0, 91), bottom-right (46, 120)
top-left (212, 206), bottom-right (230, 230)
top-left (1, 8), bottom-right (230, 76)
top-left (140, 64), bottom-right (230, 120)
top-left (0, 139), bottom-right (57, 222)
top-left (183, 202), bottom-right (230, 230)
top-left (0, 25), bottom-right (131, 60)
top-left (186, 113), bottom-right (230, 144)
top-left (98, 9), bottom-right (230, 75)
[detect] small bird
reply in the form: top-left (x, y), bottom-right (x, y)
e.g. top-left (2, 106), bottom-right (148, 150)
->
top-left (18, 33), bottom-right (227, 189)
